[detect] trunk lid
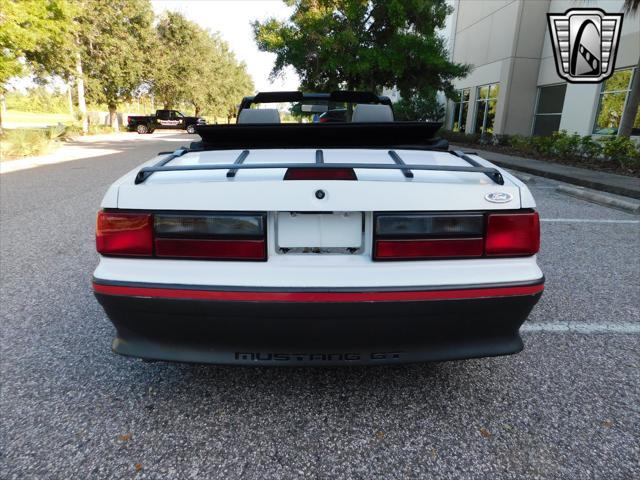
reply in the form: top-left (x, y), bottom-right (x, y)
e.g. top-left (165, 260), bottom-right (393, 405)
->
top-left (115, 149), bottom-right (522, 211)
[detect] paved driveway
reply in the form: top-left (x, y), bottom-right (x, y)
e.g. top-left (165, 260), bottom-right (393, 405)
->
top-left (1, 133), bottom-right (638, 479)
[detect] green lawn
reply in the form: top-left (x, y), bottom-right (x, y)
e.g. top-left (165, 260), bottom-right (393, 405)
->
top-left (4, 110), bottom-right (74, 127)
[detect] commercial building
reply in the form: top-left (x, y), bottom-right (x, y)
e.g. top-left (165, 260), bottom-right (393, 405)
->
top-left (444, 0), bottom-right (640, 137)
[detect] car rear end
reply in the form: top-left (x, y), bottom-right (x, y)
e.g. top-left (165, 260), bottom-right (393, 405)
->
top-left (93, 147), bottom-right (543, 365)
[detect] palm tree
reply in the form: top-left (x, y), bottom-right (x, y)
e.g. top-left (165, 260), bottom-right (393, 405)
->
top-left (618, 0), bottom-right (639, 136)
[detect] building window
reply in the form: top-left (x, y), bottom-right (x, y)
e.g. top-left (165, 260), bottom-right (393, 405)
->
top-left (474, 83), bottom-right (499, 135)
top-left (451, 89), bottom-right (470, 132)
top-left (593, 68), bottom-right (640, 135)
top-left (532, 84), bottom-right (566, 136)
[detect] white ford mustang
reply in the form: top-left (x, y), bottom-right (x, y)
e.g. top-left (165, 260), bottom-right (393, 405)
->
top-left (93, 92), bottom-right (543, 365)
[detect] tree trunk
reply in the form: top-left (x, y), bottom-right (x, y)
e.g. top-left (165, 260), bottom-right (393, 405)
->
top-left (67, 84), bottom-right (74, 117)
top-left (0, 91), bottom-right (5, 134)
top-left (195, 105), bottom-right (201, 117)
top-left (75, 53), bottom-right (88, 133)
top-left (108, 103), bottom-right (119, 131)
top-left (618, 58), bottom-right (640, 137)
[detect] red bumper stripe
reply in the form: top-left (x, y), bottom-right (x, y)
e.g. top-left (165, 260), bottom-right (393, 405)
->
top-left (93, 282), bottom-right (544, 302)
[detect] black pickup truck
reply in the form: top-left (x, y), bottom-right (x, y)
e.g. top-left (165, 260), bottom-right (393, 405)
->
top-left (127, 109), bottom-right (206, 134)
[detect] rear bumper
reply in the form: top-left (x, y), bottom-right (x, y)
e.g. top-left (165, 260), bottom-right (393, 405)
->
top-left (93, 280), bottom-right (543, 366)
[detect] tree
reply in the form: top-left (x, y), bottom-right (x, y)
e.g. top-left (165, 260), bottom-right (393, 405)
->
top-left (618, 0), bottom-right (639, 137)
top-left (151, 12), bottom-right (253, 120)
top-left (78, 0), bottom-right (155, 130)
top-left (253, 0), bottom-right (469, 98)
top-left (393, 88), bottom-right (444, 121)
top-left (0, 0), bottom-right (75, 131)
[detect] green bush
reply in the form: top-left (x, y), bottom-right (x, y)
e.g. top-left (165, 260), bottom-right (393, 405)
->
top-left (600, 136), bottom-right (640, 170)
top-left (440, 127), bottom-right (639, 174)
top-left (550, 131), bottom-right (581, 160)
top-left (0, 129), bottom-right (58, 160)
top-left (438, 130), bottom-right (481, 145)
top-left (579, 136), bottom-right (603, 161)
top-left (508, 134), bottom-right (533, 153)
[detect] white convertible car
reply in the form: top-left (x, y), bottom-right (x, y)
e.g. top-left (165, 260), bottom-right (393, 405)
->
top-left (93, 91), bottom-right (543, 365)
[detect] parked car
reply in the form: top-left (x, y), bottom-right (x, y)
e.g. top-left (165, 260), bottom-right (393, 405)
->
top-left (127, 109), bottom-right (206, 134)
top-left (93, 91), bottom-right (543, 366)
top-left (318, 108), bottom-right (347, 122)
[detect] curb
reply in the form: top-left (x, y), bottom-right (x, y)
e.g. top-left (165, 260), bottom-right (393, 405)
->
top-left (556, 185), bottom-right (640, 214)
top-left (487, 159), bottom-right (640, 200)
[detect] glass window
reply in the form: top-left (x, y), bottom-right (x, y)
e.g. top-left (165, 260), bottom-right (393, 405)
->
top-left (533, 84), bottom-right (566, 136)
top-left (593, 68), bottom-right (639, 135)
top-left (474, 83), bottom-right (499, 135)
top-left (451, 88), bottom-right (470, 132)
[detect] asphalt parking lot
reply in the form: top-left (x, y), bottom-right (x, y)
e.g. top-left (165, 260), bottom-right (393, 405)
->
top-left (1, 132), bottom-right (638, 479)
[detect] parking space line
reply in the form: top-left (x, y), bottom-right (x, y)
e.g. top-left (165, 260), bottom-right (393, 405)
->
top-left (540, 218), bottom-right (639, 224)
top-left (522, 322), bottom-right (640, 334)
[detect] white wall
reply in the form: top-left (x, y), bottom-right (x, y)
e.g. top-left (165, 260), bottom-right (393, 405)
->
top-left (447, 0), bottom-right (640, 136)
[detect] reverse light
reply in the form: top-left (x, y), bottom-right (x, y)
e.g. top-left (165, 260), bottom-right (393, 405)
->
top-left (96, 212), bottom-right (153, 256)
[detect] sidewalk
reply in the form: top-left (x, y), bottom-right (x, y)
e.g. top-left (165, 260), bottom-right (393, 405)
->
top-left (0, 131), bottom-right (183, 175)
top-left (453, 145), bottom-right (640, 200)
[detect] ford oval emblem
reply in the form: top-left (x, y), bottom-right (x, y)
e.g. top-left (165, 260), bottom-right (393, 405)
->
top-left (485, 192), bottom-right (513, 203)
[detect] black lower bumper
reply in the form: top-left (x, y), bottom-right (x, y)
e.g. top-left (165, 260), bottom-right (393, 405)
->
top-left (93, 280), bottom-right (543, 366)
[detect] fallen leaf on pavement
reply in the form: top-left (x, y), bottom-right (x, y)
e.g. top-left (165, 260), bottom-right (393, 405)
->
top-left (118, 433), bottom-right (132, 442)
top-left (479, 427), bottom-right (492, 438)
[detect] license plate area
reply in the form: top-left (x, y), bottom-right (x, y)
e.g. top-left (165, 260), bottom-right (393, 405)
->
top-left (276, 212), bottom-right (363, 254)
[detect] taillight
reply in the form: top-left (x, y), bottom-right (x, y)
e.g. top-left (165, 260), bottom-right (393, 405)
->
top-left (373, 211), bottom-right (539, 260)
top-left (96, 212), bottom-right (153, 256)
top-left (284, 168), bottom-right (357, 180)
top-left (485, 212), bottom-right (539, 256)
top-left (154, 214), bottom-right (266, 260)
top-left (374, 213), bottom-right (484, 260)
top-left (96, 212), bottom-right (266, 261)
top-left (375, 238), bottom-right (484, 259)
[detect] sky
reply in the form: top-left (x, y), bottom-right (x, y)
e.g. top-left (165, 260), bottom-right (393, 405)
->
top-left (151, 0), bottom-right (300, 92)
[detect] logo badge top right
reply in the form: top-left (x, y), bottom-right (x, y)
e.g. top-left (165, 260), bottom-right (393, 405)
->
top-left (548, 8), bottom-right (623, 84)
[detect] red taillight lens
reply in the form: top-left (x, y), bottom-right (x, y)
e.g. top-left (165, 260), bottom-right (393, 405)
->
top-left (373, 211), bottom-right (539, 260)
top-left (284, 168), bottom-right (357, 180)
top-left (155, 239), bottom-right (266, 260)
top-left (485, 212), bottom-right (540, 256)
top-left (96, 212), bottom-right (153, 256)
top-left (96, 211), bottom-right (267, 261)
top-left (375, 238), bottom-right (483, 260)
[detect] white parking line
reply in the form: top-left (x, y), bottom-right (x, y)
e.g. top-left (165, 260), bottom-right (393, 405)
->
top-left (540, 218), bottom-right (640, 224)
top-left (522, 322), bottom-right (640, 334)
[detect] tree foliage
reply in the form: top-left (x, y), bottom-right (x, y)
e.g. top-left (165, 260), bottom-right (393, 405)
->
top-left (0, 0), bottom-right (75, 89)
top-left (393, 88), bottom-right (444, 121)
top-left (78, 0), bottom-right (155, 115)
top-left (151, 12), bottom-right (254, 118)
top-left (253, 0), bottom-right (469, 98)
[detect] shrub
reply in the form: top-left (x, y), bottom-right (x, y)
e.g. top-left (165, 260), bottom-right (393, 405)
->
top-left (530, 135), bottom-right (555, 157)
top-left (550, 131), bottom-right (581, 160)
top-left (579, 136), bottom-right (603, 161)
top-left (508, 134), bottom-right (534, 153)
top-left (599, 136), bottom-right (640, 171)
top-left (439, 130), bottom-right (480, 145)
top-left (0, 129), bottom-right (58, 160)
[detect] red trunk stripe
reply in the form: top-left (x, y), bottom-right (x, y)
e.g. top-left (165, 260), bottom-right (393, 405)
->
top-left (93, 282), bottom-right (544, 302)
